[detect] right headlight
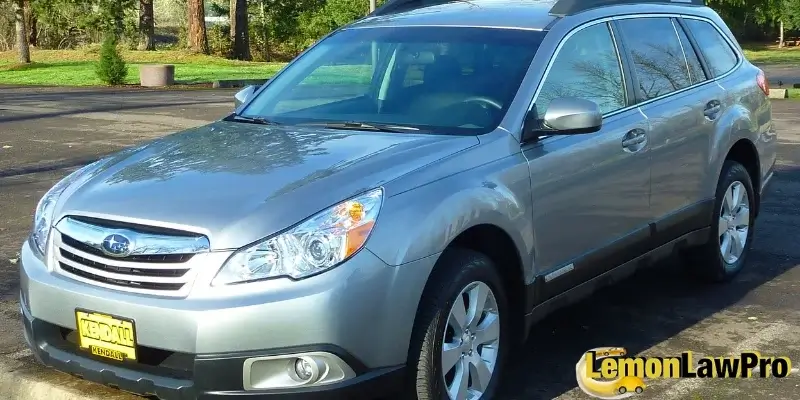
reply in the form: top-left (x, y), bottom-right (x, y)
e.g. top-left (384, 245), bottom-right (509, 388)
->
top-left (30, 160), bottom-right (103, 256)
top-left (212, 188), bottom-right (383, 285)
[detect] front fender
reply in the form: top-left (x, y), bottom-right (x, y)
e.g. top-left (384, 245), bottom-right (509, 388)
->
top-left (366, 154), bottom-right (535, 283)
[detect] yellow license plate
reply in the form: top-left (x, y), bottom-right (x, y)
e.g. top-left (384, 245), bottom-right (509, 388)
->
top-left (75, 309), bottom-right (137, 362)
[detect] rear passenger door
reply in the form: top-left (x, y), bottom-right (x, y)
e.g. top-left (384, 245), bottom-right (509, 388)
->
top-left (613, 16), bottom-right (725, 247)
top-left (523, 22), bottom-right (651, 299)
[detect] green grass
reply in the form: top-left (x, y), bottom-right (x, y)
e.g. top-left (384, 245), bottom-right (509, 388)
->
top-left (788, 88), bottom-right (800, 99)
top-left (3, 43), bottom-right (799, 87)
top-left (742, 43), bottom-right (800, 65)
top-left (0, 49), bottom-right (287, 86)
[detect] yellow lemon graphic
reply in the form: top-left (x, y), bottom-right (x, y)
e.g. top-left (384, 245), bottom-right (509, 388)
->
top-left (575, 347), bottom-right (644, 399)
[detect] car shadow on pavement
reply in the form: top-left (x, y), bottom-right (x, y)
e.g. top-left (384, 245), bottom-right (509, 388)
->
top-left (497, 166), bottom-right (800, 399)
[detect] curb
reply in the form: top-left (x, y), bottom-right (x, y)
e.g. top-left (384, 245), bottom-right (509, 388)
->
top-left (212, 79), bottom-right (269, 89)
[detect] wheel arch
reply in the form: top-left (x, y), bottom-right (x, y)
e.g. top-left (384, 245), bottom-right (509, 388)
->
top-left (723, 137), bottom-right (761, 216)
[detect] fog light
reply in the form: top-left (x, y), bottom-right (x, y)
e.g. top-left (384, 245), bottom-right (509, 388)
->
top-left (295, 358), bottom-right (315, 381)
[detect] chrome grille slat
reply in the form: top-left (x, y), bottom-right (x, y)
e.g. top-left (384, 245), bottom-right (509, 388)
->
top-left (57, 254), bottom-right (189, 283)
top-left (57, 241), bottom-right (192, 271)
top-left (51, 217), bottom-right (210, 297)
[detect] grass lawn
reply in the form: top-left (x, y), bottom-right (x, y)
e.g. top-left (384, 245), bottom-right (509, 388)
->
top-left (0, 49), bottom-right (286, 86)
top-left (742, 43), bottom-right (800, 65)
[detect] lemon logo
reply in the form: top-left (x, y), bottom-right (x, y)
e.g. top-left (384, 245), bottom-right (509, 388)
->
top-left (576, 347), bottom-right (645, 399)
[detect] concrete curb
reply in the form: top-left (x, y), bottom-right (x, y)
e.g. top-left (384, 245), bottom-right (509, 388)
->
top-left (0, 355), bottom-right (136, 400)
top-left (212, 79), bottom-right (269, 89)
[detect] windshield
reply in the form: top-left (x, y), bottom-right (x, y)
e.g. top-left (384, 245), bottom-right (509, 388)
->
top-left (240, 26), bottom-right (546, 135)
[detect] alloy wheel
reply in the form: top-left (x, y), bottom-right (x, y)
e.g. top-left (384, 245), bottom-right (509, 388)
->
top-left (441, 281), bottom-right (500, 400)
top-left (718, 180), bottom-right (750, 264)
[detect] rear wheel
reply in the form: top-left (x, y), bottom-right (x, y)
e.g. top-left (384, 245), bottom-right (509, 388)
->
top-left (685, 160), bottom-right (756, 282)
top-left (408, 248), bottom-right (509, 400)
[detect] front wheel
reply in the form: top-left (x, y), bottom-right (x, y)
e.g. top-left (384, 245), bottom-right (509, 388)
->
top-left (408, 248), bottom-right (510, 400)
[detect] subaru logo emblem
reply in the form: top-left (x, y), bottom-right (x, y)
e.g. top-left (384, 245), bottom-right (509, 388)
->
top-left (101, 234), bottom-right (132, 257)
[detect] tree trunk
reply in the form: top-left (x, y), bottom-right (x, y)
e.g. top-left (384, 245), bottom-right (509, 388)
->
top-left (779, 20), bottom-right (785, 48)
top-left (369, 0), bottom-right (376, 12)
top-left (14, 0), bottom-right (30, 63)
top-left (187, 0), bottom-right (209, 54)
top-left (138, 0), bottom-right (155, 50)
top-left (23, 0), bottom-right (37, 47)
top-left (230, 0), bottom-right (251, 60)
top-left (113, 2), bottom-right (124, 38)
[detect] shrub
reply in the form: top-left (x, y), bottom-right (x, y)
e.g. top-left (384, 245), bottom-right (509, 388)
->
top-left (95, 34), bottom-right (128, 85)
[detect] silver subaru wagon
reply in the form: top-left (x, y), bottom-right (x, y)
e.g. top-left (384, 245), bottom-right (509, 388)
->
top-left (20, 0), bottom-right (777, 399)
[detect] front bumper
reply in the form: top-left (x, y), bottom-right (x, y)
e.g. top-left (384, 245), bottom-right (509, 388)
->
top-left (22, 303), bottom-right (404, 399)
top-left (20, 240), bottom-right (438, 398)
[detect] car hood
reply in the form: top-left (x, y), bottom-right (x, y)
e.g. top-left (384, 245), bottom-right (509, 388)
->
top-left (57, 120), bottom-right (478, 250)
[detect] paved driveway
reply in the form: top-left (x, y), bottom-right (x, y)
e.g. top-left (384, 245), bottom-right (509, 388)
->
top-left (0, 87), bottom-right (798, 399)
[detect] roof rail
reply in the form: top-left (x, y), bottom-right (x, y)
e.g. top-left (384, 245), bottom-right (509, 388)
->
top-left (549, 0), bottom-right (705, 16)
top-left (370, 0), bottom-right (460, 17)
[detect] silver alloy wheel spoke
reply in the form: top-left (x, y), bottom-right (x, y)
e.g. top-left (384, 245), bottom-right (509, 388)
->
top-left (448, 358), bottom-right (469, 400)
top-left (474, 313), bottom-right (500, 345)
top-left (449, 298), bottom-right (468, 335)
top-left (443, 281), bottom-right (500, 400)
top-left (442, 342), bottom-right (462, 374)
top-left (469, 354), bottom-right (493, 392)
top-left (718, 181), bottom-right (750, 264)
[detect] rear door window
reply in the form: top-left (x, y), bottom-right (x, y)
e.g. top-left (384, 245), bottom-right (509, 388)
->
top-left (683, 19), bottom-right (739, 77)
top-left (673, 20), bottom-right (707, 84)
top-left (615, 17), bottom-right (693, 101)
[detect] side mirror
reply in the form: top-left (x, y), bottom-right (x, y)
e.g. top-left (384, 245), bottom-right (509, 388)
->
top-left (523, 97), bottom-right (602, 141)
top-left (234, 85), bottom-right (259, 109)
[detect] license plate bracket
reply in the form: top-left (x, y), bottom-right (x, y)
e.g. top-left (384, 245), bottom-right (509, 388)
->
top-left (75, 309), bottom-right (137, 362)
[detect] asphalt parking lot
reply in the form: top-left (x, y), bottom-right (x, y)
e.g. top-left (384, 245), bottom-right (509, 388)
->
top-left (0, 86), bottom-right (799, 400)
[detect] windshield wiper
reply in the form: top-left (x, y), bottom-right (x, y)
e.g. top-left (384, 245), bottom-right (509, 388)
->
top-left (297, 121), bottom-right (419, 133)
top-left (226, 114), bottom-right (281, 126)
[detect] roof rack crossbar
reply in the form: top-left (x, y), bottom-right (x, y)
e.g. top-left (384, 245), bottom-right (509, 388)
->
top-left (548, 0), bottom-right (705, 16)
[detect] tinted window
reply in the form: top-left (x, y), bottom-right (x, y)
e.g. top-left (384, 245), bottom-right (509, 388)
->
top-left (684, 19), bottom-right (738, 77)
top-left (242, 27), bottom-right (545, 135)
top-left (674, 21), bottom-right (707, 84)
top-left (536, 23), bottom-right (626, 116)
top-left (616, 18), bottom-right (692, 100)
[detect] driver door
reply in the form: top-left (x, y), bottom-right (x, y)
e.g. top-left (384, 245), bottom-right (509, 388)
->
top-left (522, 21), bottom-right (652, 299)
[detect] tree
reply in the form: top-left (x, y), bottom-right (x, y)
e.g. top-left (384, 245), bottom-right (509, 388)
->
top-left (138, 0), bottom-right (155, 50)
top-left (23, 0), bottom-right (37, 47)
top-left (187, 0), bottom-right (209, 54)
top-left (230, 0), bottom-right (251, 60)
top-left (13, 0), bottom-right (31, 63)
top-left (96, 33), bottom-right (127, 85)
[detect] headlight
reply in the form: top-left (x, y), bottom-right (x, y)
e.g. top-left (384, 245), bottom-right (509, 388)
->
top-left (30, 161), bottom-right (103, 256)
top-left (213, 188), bottom-right (383, 285)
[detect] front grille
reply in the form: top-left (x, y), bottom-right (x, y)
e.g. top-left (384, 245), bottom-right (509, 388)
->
top-left (59, 263), bottom-right (186, 291)
top-left (61, 235), bottom-right (194, 263)
top-left (52, 217), bottom-right (210, 297)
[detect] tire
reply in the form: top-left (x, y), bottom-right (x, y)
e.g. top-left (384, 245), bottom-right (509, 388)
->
top-left (407, 248), bottom-right (510, 400)
top-left (635, 386), bottom-right (644, 394)
top-left (685, 160), bottom-right (756, 282)
top-left (618, 387), bottom-right (627, 394)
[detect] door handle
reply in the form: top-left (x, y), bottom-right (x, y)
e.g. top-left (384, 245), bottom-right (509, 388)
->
top-left (622, 135), bottom-right (646, 147)
top-left (622, 129), bottom-right (647, 150)
top-left (704, 100), bottom-right (721, 119)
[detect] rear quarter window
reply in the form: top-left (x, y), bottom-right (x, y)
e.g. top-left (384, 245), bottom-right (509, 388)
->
top-left (683, 19), bottom-right (739, 77)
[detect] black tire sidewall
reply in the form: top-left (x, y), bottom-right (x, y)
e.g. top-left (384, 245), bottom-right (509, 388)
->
top-left (704, 160), bottom-right (757, 280)
top-left (409, 248), bottom-right (510, 400)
